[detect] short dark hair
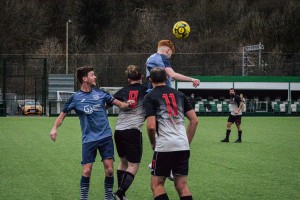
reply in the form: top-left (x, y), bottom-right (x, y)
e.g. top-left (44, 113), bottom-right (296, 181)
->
top-left (76, 66), bottom-right (94, 84)
top-left (150, 67), bottom-right (167, 84)
top-left (125, 65), bottom-right (142, 80)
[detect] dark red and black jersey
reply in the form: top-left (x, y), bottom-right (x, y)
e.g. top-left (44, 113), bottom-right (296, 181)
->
top-left (114, 83), bottom-right (148, 131)
top-left (143, 85), bottom-right (193, 151)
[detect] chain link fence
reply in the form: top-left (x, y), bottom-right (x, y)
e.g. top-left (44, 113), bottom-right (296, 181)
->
top-left (1, 53), bottom-right (299, 116)
top-left (6, 52), bottom-right (297, 87)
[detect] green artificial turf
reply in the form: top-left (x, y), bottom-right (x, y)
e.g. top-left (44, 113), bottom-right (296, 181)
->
top-left (0, 116), bottom-right (299, 200)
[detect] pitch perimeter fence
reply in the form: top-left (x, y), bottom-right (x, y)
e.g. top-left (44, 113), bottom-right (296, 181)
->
top-left (1, 53), bottom-right (299, 116)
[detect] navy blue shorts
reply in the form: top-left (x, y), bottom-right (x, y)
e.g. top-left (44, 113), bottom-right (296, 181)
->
top-left (151, 150), bottom-right (190, 177)
top-left (81, 136), bottom-right (114, 165)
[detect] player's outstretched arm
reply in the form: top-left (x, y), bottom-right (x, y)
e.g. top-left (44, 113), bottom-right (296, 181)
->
top-left (112, 99), bottom-right (135, 109)
top-left (50, 112), bottom-right (67, 142)
top-left (165, 67), bottom-right (200, 88)
top-left (146, 116), bottom-right (156, 150)
top-left (185, 110), bottom-right (198, 144)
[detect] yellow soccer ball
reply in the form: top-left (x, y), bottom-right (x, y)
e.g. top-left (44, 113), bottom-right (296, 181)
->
top-left (172, 21), bottom-right (190, 39)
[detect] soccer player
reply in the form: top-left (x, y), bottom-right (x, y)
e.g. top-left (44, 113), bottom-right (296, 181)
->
top-left (49, 66), bottom-right (134, 200)
top-left (221, 88), bottom-right (243, 143)
top-left (112, 65), bottom-right (148, 200)
top-left (143, 67), bottom-right (198, 200)
top-left (146, 39), bottom-right (200, 91)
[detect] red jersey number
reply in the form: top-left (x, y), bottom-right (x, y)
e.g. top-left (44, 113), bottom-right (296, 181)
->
top-left (162, 93), bottom-right (178, 116)
top-left (128, 90), bottom-right (138, 108)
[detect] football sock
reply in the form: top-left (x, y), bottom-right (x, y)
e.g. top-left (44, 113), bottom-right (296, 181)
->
top-left (226, 129), bottom-right (231, 139)
top-left (104, 176), bottom-right (114, 200)
top-left (238, 130), bottom-right (242, 140)
top-left (80, 176), bottom-right (90, 200)
top-left (116, 171), bottom-right (135, 197)
top-left (154, 193), bottom-right (169, 200)
top-left (180, 196), bottom-right (193, 200)
top-left (117, 170), bottom-right (126, 188)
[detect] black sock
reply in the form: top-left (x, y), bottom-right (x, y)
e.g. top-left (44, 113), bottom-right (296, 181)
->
top-left (226, 129), bottom-right (231, 139)
top-left (116, 171), bottom-right (134, 197)
top-left (154, 193), bottom-right (169, 200)
top-left (180, 196), bottom-right (193, 200)
top-left (238, 130), bottom-right (242, 140)
top-left (117, 170), bottom-right (125, 188)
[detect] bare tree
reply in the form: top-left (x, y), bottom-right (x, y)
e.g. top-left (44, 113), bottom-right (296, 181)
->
top-left (35, 37), bottom-right (64, 74)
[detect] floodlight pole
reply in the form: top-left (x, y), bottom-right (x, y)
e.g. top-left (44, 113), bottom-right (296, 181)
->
top-left (66, 20), bottom-right (71, 74)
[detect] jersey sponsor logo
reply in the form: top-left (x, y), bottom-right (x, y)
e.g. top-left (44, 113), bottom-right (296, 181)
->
top-left (92, 104), bottom-right (101, 111)
top-left (83, 105), bottom-right (93, 114)
top-left (93, 94), bottom-right (99, 100)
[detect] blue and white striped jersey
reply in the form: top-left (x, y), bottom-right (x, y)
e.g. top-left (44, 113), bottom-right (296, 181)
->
top-left (146, 53), bottom-right (172, 89)
top-left (62, 88), bottom-right (115, 144)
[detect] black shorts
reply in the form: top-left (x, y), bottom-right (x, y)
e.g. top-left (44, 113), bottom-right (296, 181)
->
top-left (114, 129), bottom-right (143, 163)
top-left (151, 151), bottom-right (190, 177)
top-left (228, 114), bottom-right (242, 125)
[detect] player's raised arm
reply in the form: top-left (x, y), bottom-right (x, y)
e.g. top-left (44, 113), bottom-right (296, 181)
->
top-left (50, 112), bottom-right (67, 142)
top-left (165, 67), bottom-right (200, 88)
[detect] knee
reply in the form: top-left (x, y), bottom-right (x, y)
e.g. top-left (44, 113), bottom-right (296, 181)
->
top-left (151, 177), bottom-right (164, 192)
top-left (118, 159), bottom-right (128, 171)
top-left (175, 181), bottom-right (189, 196)
top-left (82, 167), bottom-right (92, 177)
top-left (175, 181), bottom-right (185, 191)
top-left (105, 167), bottom-right (114, 177)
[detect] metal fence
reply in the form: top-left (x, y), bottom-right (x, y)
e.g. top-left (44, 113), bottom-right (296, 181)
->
top-left (1, 53), bottom-right (299, 116)
top-left (1, 57), bottom-right (47, 116)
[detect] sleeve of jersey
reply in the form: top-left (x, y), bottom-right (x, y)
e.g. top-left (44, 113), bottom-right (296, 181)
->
top-left (113, 88), bottom-right (126, 101)
top-left (161, 54), bottom-right (172, 68)
top-left (62, 94), bottom-right (76, 113)
top-left (183, 95), bottom-right (194, 113)
top-left (143, 95), bottom-right (156, 118)
top-left (104, 91), bottom-right (115, 105)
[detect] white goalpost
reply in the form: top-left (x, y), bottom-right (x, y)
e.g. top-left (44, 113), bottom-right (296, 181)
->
top-left (55, 88), bottom-right (122, 115)
top-left (56, 91), bottom-right (76, 113)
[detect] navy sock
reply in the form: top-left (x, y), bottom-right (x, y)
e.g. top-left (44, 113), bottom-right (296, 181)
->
top-left (80, 176), bottom-right (90, 200)
top-left (104, 176), bottom-right (114, 200)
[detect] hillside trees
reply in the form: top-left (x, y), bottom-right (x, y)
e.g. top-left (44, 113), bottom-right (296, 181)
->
top-left (0, 0), bottom-right (299, 77)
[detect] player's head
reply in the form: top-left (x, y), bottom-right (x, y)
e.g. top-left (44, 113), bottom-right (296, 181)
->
top-left (149, 67), bottom-right (167, 84)
top-left (229, 88), bottom-right (235, 96)
top-left (76, 66), bottom-right (96, 85)
top-left (157, 40), bottom-right (175, 58)
top-left (125, 65), bottom-right (142, 81)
